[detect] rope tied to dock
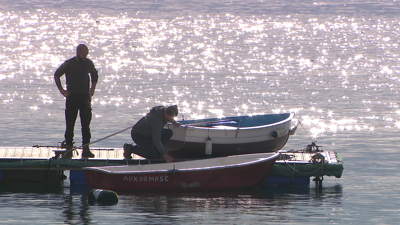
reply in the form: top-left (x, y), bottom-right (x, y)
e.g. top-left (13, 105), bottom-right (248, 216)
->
top-left (69, 125), bottom-right (133, 157)
top-left (279, 152), bottom-right (326, 175)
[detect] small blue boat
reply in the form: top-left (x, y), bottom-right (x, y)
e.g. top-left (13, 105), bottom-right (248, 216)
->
top-left (165, 112), bottom-right (296, 158)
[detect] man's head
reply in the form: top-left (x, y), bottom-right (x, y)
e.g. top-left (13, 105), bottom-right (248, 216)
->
top-left (76, 44), bottom-right (89, 62)
top-left (164, 105), bottom-right (178, 122)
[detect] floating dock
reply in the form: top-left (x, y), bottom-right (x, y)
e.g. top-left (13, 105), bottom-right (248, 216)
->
top-left (268, 150), bottom-right (343, 188)
top-left (0, 146), bottom-right (343, 188)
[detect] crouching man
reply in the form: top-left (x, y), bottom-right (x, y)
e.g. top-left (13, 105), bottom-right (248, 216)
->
top-left (124, 105), bottom-right (180, 163)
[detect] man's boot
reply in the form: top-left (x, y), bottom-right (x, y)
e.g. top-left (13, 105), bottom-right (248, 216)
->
top-left (63, 144), bottom-right (74, 159)
top-left (82, 146), bottom-right (95, 158)
top-left (123, 143), bottom-right (132, 159)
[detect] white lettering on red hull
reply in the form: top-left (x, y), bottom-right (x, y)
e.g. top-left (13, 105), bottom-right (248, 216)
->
top-left (123, 176), bottom-right (169, 182)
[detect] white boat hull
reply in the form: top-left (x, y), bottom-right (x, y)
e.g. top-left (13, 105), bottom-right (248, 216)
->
top-left (165, 113), bottom-right (295, 158)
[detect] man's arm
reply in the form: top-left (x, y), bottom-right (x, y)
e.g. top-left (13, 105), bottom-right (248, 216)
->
top-left (163, 153), bottom-right (173, 163)
top-left (89, 61), bottom-right (99, 97)
top-left (150, 120), bottom-right (173, 163)
top-left (54, 76), bottom-right (69, 97)
top-left (54, 64), bottom-right (70, 97)
top-left (90, 82), bottom-right (97, 97)
top-left (172, 119), bottom-right (181, 127)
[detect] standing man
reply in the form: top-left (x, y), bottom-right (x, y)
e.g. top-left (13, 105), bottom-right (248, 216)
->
top-left (124, 105), bottom-right (181, 163)
top-left (54, 44), bottom-right (98, 158)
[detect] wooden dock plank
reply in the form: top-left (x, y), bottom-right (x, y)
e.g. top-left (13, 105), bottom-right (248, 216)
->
top-left (0, 147), bottom-right (143, 160)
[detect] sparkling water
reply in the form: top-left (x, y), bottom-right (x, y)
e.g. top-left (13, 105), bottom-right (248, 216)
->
top-left (1, 0), bottom-right (400, 224)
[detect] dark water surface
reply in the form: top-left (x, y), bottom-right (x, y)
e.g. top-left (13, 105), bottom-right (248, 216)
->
top-left (1, 0), bottom-right (400, 224)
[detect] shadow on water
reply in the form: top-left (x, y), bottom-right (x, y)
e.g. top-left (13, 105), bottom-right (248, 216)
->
top-left (115, 183), bottom-right (343, 197)
top-left (0, 182), bottom-right (94, 224)
top-left (116, 184), bottom-right (343, 209)
top-left (0, 181), bottom-right (343, 200)
top-left (0, 181), bottom-right (343, 224)
top-left (0, 180), bottom-right (343, 200)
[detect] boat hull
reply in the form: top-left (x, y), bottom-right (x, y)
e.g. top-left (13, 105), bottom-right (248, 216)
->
top-left (165, 113), bottom-right (294, 157)
top-left (166, 134), bottom-right (289, 157)
top-left (84, 153), bottom-right (279, 192)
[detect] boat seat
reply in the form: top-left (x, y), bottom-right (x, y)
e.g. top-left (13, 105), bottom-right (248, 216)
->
top-left (210, 125), bottom-right (238, 129)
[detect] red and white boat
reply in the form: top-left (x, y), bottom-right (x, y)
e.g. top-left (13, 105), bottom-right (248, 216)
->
top-left (84, 152), bottom-right (280, 192)
top-left (165, 113), bottom-right (296, 158)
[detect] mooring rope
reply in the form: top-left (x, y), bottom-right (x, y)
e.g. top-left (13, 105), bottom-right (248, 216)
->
top-left (69, 123), bottom-right (187, 156)
top-left (70, 125), bottom-right (133, 155)
top-left (298, 121), bottom-right (315, 143)
top-left (280, 152), bottom-right (325, 175)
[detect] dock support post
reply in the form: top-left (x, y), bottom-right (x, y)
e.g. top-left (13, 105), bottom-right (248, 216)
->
top-left (313, 176), bottom-right (323, 190)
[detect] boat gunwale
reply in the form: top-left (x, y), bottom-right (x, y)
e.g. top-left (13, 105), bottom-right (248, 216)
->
top-left (85, 153), bottom-right (280, 174)
top-left (174, 112), bottom-right (294, 130)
